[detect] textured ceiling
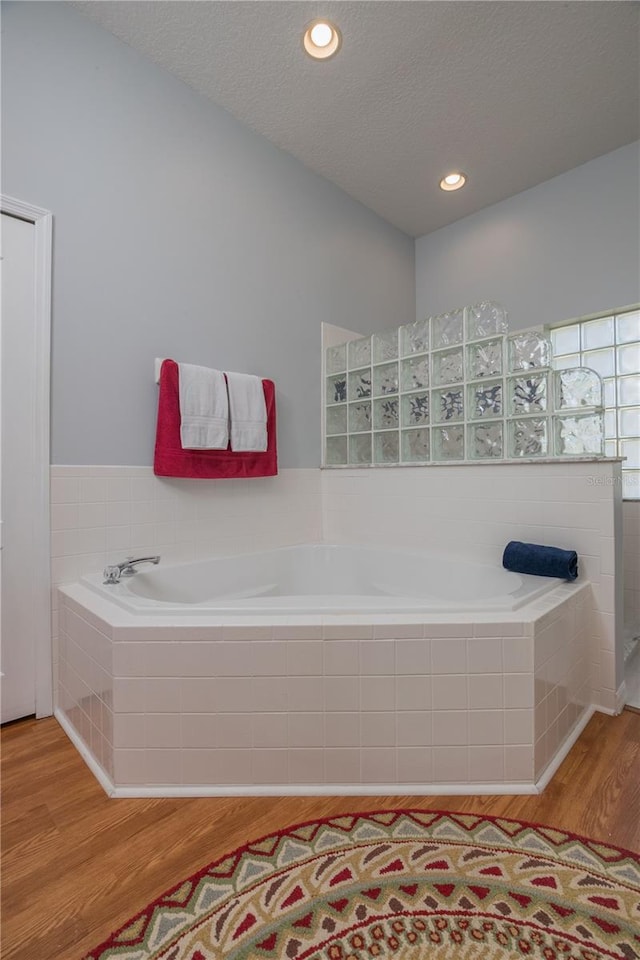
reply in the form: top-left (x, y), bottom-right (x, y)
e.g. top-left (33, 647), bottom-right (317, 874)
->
top-left (69, 1), bottom-right (639, 237)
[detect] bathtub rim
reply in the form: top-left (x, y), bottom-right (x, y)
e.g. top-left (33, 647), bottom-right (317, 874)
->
top-left (75, 541), bottom-right (570, 619)
top-left (59, 576), bottom-right (590, 633)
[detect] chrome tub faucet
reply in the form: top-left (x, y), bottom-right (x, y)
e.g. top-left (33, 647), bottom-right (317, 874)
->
top-left (103, 555), bottom-right (160, 584)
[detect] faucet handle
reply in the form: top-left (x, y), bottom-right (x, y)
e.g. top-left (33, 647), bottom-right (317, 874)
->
top-left (103, 565), bottom-right (121, 584)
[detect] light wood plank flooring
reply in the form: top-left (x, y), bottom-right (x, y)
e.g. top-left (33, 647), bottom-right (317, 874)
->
top-left (2, 711), bottom-right (639, 960)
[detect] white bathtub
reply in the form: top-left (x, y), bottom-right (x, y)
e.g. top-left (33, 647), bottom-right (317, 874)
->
top-left (81, 543), bottom-right (562, 616)
top-left (59, 542), bottom-right (592, 798)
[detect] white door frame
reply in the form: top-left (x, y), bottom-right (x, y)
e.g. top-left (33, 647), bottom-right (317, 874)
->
top-left (1, 195), bottom-right (53, 717)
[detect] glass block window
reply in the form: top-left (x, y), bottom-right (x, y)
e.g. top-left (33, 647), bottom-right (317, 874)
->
top-left (324, 301), bottom-right (608, 470)
top-left (549, 307), bottom-right (639, 499)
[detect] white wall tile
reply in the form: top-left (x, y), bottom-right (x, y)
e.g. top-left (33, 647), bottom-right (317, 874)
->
top-left (214, 750), bottom-right (255, 784)
top-left (505, 744), bottom-right (534, 781)
top-left (325, 712), bottom-right (360, 747)
top-left (252, 713), bottom-right (287, 749)
top-left (324, 641), bottom-right (359, 675)
top-left (286, 641), bottom-right (323, 675)
top-left (181, 713), bottom-right (219, 749)
top-left (252, 749), bottom-right (288, 784)
top-left (178, 642), bottom-right (219, 677)
top-left (287, 676), bottom-right (324, 712)
top-left (145, 748), bottom-right (181, 784)
top-left (432, 746), bottom-right (467, 782)
top-left (322, 460), bottom-right (621, 704)
top-left (181, 749), bottom-right (216, 783)
top-left (468, 709), bottom-right (504, 745)
top-left (51, 503), bottom-right (79, 531)
top-left (113, 712), bottom-right (146, 749)
top-left (468, 745), bottom-right (504, 782)
top-left (432, 675), bottom-right (467, 710)
top-left (248, 640), bottom-right (287, 676)
top-left (467, 638), bottom-right (503, 673)
top-left (51, 477), bottom-right (80, 503)
top-left (361, 676), bottom-right (396, 711)
top-left (79, 478), bottom-right (107, 502)
top-left (111, 677), bottom-right (146, 713)
top-left (113, 749), bottom-right (147, 785)
top-left (361, 747), bottom-right (396, 783)
top-left (361, 712), bottom-right (396, 747)
top-left (145, 714), bottom-right (182, 749)
top-left (372, 623), bottom-right (423, 640)
top-left (504, 709), bottom-right (534, 745)
top-left (469, 674), bottom-right (504, 709)
top-left (397, 711), bottom-right (431, 747)
top-left (324, 677), bottom-right (360, 712)
top-left (396, 639), bottom-right (430, 675)
top-left (503, 637), bottom-right (533, 673)
top-left (430, 623), bottom-right (488, 640)
top-left (433, 710), bottom-right (468, 746)
top-left (323, 624), bottom-right (374, 640)
top-left (113, 641), bottom-right (184, 678)
top-left (206, 748), bottom-right (252, 784)
top-left (397, 747), bottom-right (432, 783)
top-left (276, 625), bottom-right (323, 641)
top-left (250, 677), bottom-right (288, 712)
top-left (78, 502), bottom-right (107, 528)
top-left (289, 748), bottom-right (324, 783)
top-left (53, 462), bottom-right (623, 791)
top-left (360, 640), bottom-right (395, 674)
top-left (325, 748), bottom-right (360, 783)
top-left (145, 678), bottom-right (182, 713)
top-left (288, 712), bottom-right (324, 748)
top-left (106, 524), bottom-right (131, 551)
top-left (104, 477), bottom-right (131, 502)
top-left (396, 675), bottom-right (431, 711)
top-left (431, 638), bottom-right (468, 673)
top-left (504, 674), bottom-right (534, 710)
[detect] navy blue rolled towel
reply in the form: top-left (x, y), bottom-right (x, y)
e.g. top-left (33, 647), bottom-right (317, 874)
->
top-left (502, 541), bottom-right (578, 581)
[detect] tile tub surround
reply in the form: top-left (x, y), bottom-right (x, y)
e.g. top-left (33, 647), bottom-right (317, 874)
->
top-left (56, 579), bottom-right (591, 796)
top-left (50, 467), bottom-right (321, 698)
top-left (50, 459), bottom-right (622, 716)
top-left (322, 459), bottom-right (623, 712)
top-left (623, 501), bottom-right (640, 643)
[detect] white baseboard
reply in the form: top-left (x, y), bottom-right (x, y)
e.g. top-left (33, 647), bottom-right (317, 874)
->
top-left (615, 681), bottom-right (627, 714)
top-left (110, 781), bottom-right (537, 799)
top-left (54, 709), bottom-right (538, 799)
top-left (534, 705), bottom-right (595, 793)
top-left (55, 708), bottom-right (115, 797)
top-left (594, 683), bottom-right (628, 716)
top-left (54, 710), bottom-right (539, 798)
top-left (57, 706), bottom-right (600, 800)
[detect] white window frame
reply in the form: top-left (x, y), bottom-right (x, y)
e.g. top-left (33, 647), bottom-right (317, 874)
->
top-left (547, 305), bottom-right (640, 500)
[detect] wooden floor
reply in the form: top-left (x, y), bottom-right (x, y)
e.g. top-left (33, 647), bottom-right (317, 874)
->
top-left (1, 711), bottom-right (639, 960)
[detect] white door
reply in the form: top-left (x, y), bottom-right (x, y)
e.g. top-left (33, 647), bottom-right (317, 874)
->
top-left (1, 212), bottom-right (38, 722)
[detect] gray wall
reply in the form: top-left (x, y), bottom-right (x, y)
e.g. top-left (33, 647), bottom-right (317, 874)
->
top-left (415, 142), bottom-right (640, 331)
top-left (1, 1), bottom-right (415, 467)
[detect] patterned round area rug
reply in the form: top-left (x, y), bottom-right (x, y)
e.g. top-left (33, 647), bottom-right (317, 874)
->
top-left (85, 811), bottom-right (640, 960)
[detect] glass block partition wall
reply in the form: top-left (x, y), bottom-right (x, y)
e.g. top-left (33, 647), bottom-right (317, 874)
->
top-left (324, 301), bottom-right (606, 466)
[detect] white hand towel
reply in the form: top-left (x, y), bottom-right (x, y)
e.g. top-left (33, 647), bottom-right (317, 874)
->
top-left (226, 372), bottom-right (268, 452)
top-left (178, 363), bottom-right (229, 449)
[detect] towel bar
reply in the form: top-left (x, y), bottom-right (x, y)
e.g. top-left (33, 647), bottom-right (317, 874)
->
top-left (154, 358), bottom-right (167, 384)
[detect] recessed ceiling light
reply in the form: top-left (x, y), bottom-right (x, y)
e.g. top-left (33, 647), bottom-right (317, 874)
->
top-left (440, 172), bottom-right (467, 191)
top-left (303, 19), bottom-right (342, 60)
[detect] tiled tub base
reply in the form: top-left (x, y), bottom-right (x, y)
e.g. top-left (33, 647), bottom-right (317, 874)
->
top-left (56, 581), bottom-right (593, 797)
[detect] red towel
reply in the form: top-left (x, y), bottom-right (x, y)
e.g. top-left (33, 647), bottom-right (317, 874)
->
top-left (154, 359), bottom-right (277, 479)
